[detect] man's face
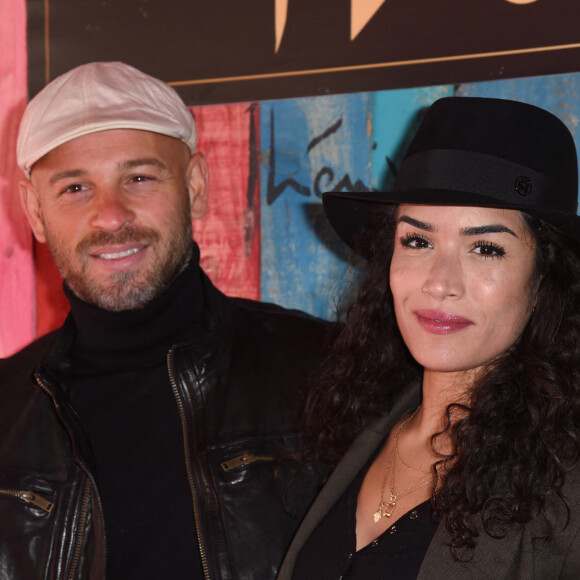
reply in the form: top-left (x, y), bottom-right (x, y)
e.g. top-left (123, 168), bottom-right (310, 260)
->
top-left (21, 129), bottom-right (208, 311)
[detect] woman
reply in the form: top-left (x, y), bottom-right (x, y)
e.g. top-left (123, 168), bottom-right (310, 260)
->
top-left (278, 97), bottom-right (580, 578)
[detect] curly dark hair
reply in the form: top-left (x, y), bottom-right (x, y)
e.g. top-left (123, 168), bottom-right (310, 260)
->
top-left (305, 205), bottom-right (580, 558)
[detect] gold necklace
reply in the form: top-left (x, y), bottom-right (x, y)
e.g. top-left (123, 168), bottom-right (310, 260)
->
top-left (373, 409), bottom-right (434, 523)
top-left (395, 420), bottom-right (432, 474)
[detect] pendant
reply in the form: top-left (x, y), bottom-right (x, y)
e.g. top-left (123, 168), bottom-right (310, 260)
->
top-left (384, 493), bottom-right (397, 518)
top-left (373, 494), bottom-right (397, 523)
top-left (373, 502), bottom-right (385, 523)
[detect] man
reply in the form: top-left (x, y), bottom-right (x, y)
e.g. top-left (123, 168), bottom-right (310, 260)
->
top-left (0, 62), bottom-right (326, 580)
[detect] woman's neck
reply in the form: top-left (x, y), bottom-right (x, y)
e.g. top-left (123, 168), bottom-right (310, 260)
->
top-left (399, 368), bottom-right (474, 461)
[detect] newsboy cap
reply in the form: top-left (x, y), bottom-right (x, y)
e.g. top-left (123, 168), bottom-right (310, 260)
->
top-left (17, 61), bottom-right (197, 176)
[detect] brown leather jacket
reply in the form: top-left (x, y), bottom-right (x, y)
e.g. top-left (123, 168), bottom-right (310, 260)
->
top-left (0, 273), bottom-right (327, 579)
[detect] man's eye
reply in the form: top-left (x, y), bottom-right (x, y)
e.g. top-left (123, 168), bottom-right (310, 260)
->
top-left (130, 175), bottom-right (153, 183)
top-left (63, 184), bottom-right (85, 194)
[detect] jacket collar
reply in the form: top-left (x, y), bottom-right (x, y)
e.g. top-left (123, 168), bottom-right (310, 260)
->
top-left (34, 266), bottom-right (235, 471)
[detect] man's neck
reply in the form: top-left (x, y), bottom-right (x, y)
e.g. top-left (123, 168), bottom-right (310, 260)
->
top-left (66, 250), bottom-right (204, 372)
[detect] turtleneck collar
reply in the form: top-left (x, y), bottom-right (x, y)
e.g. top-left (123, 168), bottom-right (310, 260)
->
top-left (66, 245), bottom-right (204, 373)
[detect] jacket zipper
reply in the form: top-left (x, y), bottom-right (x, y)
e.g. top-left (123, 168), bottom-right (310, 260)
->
top-left (167, 349), bottom-right (210, 580)
top-left (221, 453), bottom-right (275, 472)
top-left (0, 488), bottom-right (54, 513)
top-left (67, 479), bottom-right (91, 580)
top-left (35, 375), bottom-right (103, 580)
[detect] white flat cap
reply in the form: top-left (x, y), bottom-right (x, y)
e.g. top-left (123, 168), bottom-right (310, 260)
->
top-left (17, 61), bottom-right (197, 176)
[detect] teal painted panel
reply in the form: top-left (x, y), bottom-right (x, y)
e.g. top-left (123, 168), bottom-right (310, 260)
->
top-left (457, 73), bottom-right (580, 200)
top-left (260, 94), bottom-right (372, 319)
top-left (371, 85), bottom-right (453, 191)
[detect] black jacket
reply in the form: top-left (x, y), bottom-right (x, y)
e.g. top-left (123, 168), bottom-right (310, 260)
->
top-left (0, 273), bottom-right (327, 580)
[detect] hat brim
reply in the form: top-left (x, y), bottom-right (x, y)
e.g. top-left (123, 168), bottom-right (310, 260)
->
top-left (322, 189), bottom-right (580, 258)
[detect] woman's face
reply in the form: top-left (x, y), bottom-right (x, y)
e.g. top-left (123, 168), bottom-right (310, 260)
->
top-left (390, 204), bottom-right (537, 376)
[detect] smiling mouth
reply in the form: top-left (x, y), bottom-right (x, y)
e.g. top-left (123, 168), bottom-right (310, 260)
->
top-left (414, 309), bottom-right (474, 335)
top-left (94, 247), bottom-right (145, 260)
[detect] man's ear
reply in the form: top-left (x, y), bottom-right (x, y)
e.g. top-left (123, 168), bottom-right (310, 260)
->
top-left (18, 179), bottom-right (47, 243)
top-left (186, 152), bottom-right (209, 220)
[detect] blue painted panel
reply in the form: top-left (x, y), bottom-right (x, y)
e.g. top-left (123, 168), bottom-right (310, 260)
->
top-left (371, 85), bottom-right (453, 190)
top-left (457, 73), bottom-right (580, 201)
top-left (260, 94), bottom-right (372, 319)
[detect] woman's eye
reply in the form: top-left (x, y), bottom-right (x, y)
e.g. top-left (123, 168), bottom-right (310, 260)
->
top-left (401, 234), bottom-right (432, 249)
top-left (473, 242), bottom-right (506, 257)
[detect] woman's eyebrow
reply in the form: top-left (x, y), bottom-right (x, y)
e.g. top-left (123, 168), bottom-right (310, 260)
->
top-left (461, 225), bottom-right (518, 238)
top-left (398, 215), bottom-right (518, 239)
top-left (397, 215), bottom-right (434, 232)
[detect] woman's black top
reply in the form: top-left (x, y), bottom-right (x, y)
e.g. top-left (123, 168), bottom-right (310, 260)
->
top-left (293, 449), bottom-right (439, 579)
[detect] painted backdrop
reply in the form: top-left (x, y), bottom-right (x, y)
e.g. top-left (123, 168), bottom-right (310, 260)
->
top-left (2, 0), bottom-right (580, 357)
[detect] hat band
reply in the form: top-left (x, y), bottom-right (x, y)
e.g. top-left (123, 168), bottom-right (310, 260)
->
top-left (394, 149), bottom-right (571, 213)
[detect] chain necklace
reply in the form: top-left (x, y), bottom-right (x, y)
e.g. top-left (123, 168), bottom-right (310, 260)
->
top-left (373, 408), bottom-right (434, 523)
top-left (395, 424), bottom-right (432, 474)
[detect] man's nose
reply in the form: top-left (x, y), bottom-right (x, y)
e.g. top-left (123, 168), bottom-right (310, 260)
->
top-left (89, 189), bottom-right (135, 232)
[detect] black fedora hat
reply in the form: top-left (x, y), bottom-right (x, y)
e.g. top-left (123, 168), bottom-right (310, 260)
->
top-left (323, 96), bottom-right (580, 256)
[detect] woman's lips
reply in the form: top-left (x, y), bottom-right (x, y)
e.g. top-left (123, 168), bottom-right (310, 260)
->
top-left (413, 309), bottom-right (474, 335)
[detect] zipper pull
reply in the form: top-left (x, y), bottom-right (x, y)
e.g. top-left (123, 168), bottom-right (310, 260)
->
top-left (19, 491), bottom-right (55, 514)
top-left (221, 454), bottom-right (257, 471)
top-left (221, 453), bottom-right (275, 472)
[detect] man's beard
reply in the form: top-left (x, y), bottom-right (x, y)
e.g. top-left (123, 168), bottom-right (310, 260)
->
top-left (46, 210), bottom-right (194, 312)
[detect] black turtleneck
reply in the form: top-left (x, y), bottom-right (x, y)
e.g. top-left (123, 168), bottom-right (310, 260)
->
top-left (66, 250), bottom-right (205, 579)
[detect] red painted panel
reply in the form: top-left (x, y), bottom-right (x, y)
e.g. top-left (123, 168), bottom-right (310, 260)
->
top-left (34, 101), bottom-right (260, 336)
top-left (191, 102), bottom-right (261, 300)
top-left (0, 0), bottom-right (35, 357)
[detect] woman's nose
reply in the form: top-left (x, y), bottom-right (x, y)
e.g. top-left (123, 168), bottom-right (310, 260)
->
top-left (422, 251), bottom-right (464, 301)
